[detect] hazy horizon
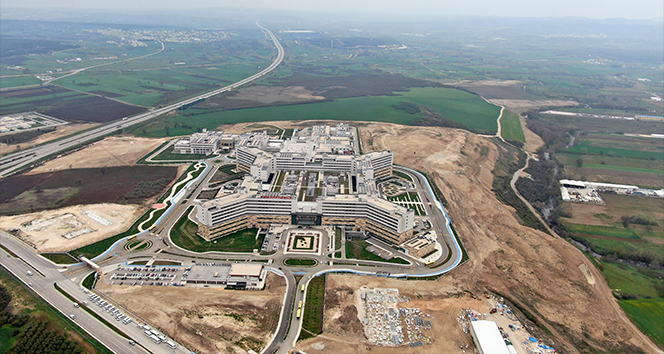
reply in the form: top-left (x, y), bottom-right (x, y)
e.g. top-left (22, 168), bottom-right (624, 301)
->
top-left (1, 0), bottom-right (663, 21)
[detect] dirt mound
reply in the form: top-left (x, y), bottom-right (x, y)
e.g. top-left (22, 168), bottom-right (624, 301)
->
top-left (357, 123), bottom-right (659, 354)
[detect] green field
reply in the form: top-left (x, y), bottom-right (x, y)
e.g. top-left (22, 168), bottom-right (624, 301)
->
top-left (0, 76), bottom-right (41, 89)
top-left (599, 261), bottom-right (664, 348)
top-left (558, 153), bottom-right (664, 175)
top-left (620, 299), bottom-right (664, 348)
top-left (56, 64), bottom-right (270, 107)
top-left (150, 148), bottom-right (208, 162)
top-left (500, 110), bottom-right (526, 143)
top-left (133, 87), bottom-right (500, 137)
top-left (565, 223), bottom-right (641, 240)
top-left (565, 141), bottom-right (664, 160)
top-left (299, 275), bottom-right (326, 340)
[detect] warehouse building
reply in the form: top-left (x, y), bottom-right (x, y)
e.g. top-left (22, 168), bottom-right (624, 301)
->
top-left (469, 320), bottom-right (510, 354)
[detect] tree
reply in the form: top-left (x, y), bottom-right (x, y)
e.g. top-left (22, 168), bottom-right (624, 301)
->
top-left (575, 158), bottom-right (583, 168)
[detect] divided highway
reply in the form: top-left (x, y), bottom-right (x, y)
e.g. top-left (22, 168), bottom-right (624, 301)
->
top-left (0, 22), bottom-right (284, 178)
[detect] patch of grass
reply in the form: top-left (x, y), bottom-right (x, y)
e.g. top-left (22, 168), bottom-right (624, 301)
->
top-left (565, 223), bottom-right (640, 239)
top-left (565, 141), bottom-right (664, 160)
top-left (284, 258), bottom-right (317, 266)
top-left (170, 206), bottom-right (264, 252)
top-left (393, 170), bottom-right (413, 182)
top-left (0, 324), bottom-right (16, 353)
top-left (40, 252), bottom-right (77, 265)
top-left (334, 228), bottom-right (342, 250)
top-left (299, 275), bottom-right (325, 340)
top-left (620, 299), bottom-right (664, 348)
top-left (599, 261), bottom-right (664, 347)
top-left (500, 110), bottom-right (526, 143)
top-left (345, 239), bottom-right (403, 263)
top-left (82, 272), bottom-right (96, 290)
top-left (151, 148), bottom-right (209, 161)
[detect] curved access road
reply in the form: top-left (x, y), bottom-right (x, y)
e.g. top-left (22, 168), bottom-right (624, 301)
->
top-left (0, 22), bottom-right (284, 178)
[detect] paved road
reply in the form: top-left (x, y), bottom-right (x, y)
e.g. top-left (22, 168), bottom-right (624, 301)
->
top-left (0, 22), bottom-right (284, 178)
top-left (0, 160), bottom-right (463, 354)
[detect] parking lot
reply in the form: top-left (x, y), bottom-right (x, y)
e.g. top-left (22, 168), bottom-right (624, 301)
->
top-left (108, 265), bottom-right (187, 287)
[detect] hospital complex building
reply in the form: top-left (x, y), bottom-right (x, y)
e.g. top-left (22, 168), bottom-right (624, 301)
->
top-left (194, 124), bottom-right (414, 245)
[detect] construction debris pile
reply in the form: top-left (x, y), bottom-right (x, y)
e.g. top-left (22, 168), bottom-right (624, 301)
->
top-left (360, 288), bottom-right (432, 347)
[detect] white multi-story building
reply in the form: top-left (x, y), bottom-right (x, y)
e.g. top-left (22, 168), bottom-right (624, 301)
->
top-left (196, 124), bottom-right (411, 244)
top-left (173, 130), bottom-right (234, 155)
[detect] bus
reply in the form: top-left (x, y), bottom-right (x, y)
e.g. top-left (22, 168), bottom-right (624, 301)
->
top-left (301, 285), bottom-right (305, 292)
top-left (148, 225), bottom-right (156, 231)
top-left (127, 235), bottom-right (137, 242)
top-left (298, 300), bottom-right (303, 309)
top-left (296, 309), bottom-right (301, 319)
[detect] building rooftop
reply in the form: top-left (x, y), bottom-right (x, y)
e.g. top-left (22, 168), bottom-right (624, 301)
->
top-left (470, 320), bottom-right (510, 354)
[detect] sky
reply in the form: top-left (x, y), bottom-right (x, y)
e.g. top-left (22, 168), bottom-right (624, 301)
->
top-left (1, 0), bottom-right (663, 20)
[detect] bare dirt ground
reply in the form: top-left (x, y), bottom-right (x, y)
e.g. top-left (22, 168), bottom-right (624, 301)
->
top-left (228, 85), bottom-right (325, 103)
top-left (298, 123), bottom-right (663, 354)
top-left (0, 123), bottom-right (99, 156)
top-left (28, 136), bottom-right (166, 174)
top-left (488, 99), bottom-right (578, 115)
top-left (96, 272), bottom-right (286, 354)
top-left (0, 203), bottom-right (142, 252)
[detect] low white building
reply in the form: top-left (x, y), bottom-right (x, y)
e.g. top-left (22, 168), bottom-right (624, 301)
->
top-left (470, 320), bottom-right (510, 354)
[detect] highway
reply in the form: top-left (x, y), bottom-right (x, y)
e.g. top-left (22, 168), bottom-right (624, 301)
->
top-left (0, 21), bottom-right (284, 178)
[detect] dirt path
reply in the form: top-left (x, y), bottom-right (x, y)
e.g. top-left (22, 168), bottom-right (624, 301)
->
top-left (509, 154), bottom-right (557, 237)
top-left (356, 123), bottom-right (661, 354)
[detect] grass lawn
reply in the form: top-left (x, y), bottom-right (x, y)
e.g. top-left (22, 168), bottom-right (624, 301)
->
top-left (345, 239), bottom-right (409, 264)
top-left (500, 110), bottom-right (526, 143)
top-left (82, 272), bottom-right (96, 289)
top-left (40, 252), bottom-right (78, 264)
top-left (299, 275), bottom-right (326, 340)
top-left (284, 258), bottom-right (317, 266)
top-left (170, 206), bottom-right (263, 252)
top-left (151, 148), bottom-right (209, 161)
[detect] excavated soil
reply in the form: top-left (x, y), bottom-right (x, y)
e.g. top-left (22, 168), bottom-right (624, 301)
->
top-left (357, 123), bottom-right (660, 354)
top-left (97, 272), bottom-right (286, 354)
top-left (199, 119), bottom-right (659, 353)
top-left (29, 136), bottom-right (166, 174)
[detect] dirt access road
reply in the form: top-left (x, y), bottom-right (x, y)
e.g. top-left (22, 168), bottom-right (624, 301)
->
top-left (334, 123), bottom-right (657, 354)
top-left (216, 120), bottom-right (660, 353)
